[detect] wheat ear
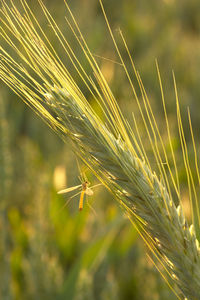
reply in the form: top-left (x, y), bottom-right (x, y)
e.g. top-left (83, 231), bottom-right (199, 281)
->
top-left (43, 86), bottom-right (200, 299)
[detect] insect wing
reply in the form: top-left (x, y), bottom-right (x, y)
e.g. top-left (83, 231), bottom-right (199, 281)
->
top-left (57, 184), bottom-right (82, 194)
top-left (85, 187), bottom-right (94, 196)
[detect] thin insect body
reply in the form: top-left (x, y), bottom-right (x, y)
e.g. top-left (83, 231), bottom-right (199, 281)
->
top-left (78, 181), bottom-right (92, 210)
top-left (58, 180), bottom-right (100, 211)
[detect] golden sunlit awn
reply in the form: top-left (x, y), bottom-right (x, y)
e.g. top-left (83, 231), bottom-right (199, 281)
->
top-left (58, 180), bottom-right (94, 211)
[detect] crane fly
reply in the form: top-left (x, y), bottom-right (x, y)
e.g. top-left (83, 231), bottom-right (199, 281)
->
top-left (58, 181), bottom-right (95, 211)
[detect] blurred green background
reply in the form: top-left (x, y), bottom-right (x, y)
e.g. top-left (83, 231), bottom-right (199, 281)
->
top-left (1, 0), bottom-right (200, 299)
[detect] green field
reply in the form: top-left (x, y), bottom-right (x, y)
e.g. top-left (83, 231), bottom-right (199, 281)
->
top-left (1, 1), bottom-right (200, 299)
